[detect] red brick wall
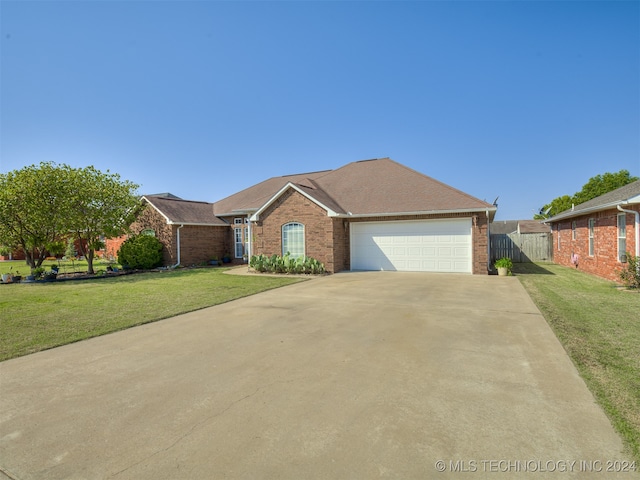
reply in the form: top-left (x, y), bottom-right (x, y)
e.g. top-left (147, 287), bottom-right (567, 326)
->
top-left (252, 189), bottom-right (491, 274)
top-left (175, 225), bottom-right (229, 266)
top-left (109, 204), bottom-right (230, 267)
top-left (252, 189), bottom-right (337, 272)
top-left (551, 206), bottom-right (638, 282)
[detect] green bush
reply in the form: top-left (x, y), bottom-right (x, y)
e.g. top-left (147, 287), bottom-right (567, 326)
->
top-left (494, 257), bottom-right (513, 270)
top-left (250, 253), bottom-right (325, 275)
top-left (618, 253), bottom-right (640, 289)
top-left (117, 234), bottom-right (163, 270)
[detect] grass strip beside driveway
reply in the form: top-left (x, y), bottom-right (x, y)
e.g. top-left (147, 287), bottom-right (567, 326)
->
top-left (515, 262), bottom-right (640, 463)
top-left (0, 268), bottom-right (303, 361)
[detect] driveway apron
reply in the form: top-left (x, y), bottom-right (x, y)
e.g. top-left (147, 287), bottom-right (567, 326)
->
top-left (0, 272), bottom-right (636, 479)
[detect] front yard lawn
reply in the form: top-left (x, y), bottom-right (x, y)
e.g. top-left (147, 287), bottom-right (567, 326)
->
top-left (514, 262), bottom-right (640, 463)
top-left (0, 267), bottom-right (303, 361)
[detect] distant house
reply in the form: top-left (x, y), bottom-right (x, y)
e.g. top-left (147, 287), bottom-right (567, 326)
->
top-left (111, 158), bottom-right (497, 274)
top-left (491, 220), bottom-right (551, 235)
top-left (545, 180), bottom-right (640, 281)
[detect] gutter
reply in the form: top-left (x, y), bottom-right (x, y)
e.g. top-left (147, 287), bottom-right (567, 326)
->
top-left (171, 224), bottom-right (184, 268)
top-left (330, 207), bottom-right (497, 218)
top-left (617, 205), bottom-right (640, 259)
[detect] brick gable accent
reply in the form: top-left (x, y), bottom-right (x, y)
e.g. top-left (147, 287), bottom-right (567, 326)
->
top-left (252, 189), bottom-right (337, 272)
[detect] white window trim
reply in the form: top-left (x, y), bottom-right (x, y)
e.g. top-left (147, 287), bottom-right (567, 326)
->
top-left (234, 227), bottom-right (243, 258)
top-left (617, 213), bottom-right (626, 262)
top-left (282, 222), bottom-right (305, 258)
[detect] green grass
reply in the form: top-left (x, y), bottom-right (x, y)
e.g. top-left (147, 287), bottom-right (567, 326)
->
top-left (514, 262), bottom-right (640, 462)
top-left (0, 267), bottom-right (303, 361)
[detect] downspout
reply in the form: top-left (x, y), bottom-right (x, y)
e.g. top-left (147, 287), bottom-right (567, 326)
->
top-left (617, 205), bottom-right (640, 259)
top-left (172, 224), bottom-right (184, 268)
top-left (246, 214), bottom-right (252, 271)
top-left (486, 209), bottom-right (491, 273)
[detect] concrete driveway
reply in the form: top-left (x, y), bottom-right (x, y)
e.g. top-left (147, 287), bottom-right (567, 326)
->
top-left (0, 272), bottom-right (635, 479)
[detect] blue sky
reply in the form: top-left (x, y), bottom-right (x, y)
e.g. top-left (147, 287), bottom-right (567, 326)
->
top-left (1, 1), bottom-right (638, 220)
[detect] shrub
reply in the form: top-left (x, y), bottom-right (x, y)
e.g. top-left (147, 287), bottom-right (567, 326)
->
top-left (250, 253), bottom-right (325, 274)
top-left (117, 234), bottom-right (163, 270)
top-left (494, 257), bottom-right (513, 270)
top-left (618, 253), bottom-right (640, 289)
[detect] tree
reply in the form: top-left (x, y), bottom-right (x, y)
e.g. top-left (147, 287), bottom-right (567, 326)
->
top-left (0, 163), bottom-right (72, 269)
top-left (64, 165), bottom-right (140, 274)
top-left (535, 169), bottom-right (638, 219)
top-left (0, 162), bottom-right (140, 273)
top-left (572, 170), bottom-right (638, 205)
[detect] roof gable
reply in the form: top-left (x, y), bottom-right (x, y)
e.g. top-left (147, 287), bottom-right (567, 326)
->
top-left (215, 158), bottom-right (494, 218)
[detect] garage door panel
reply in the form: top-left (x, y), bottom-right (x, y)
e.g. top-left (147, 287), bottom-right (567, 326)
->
top-left (351, 219), bottom-right (472, 273)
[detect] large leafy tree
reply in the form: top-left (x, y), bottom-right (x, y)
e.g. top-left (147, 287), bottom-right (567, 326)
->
top-left (65, 165), bottom-right (140, 274)
top-left (535, 169), bottom-right (638, 219)
top-left (0, 162), bottom-right (140, 272)
top-left (0, 162), bottom-right (72, 268)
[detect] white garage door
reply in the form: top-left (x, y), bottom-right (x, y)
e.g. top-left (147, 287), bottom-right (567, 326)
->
top-left (350, 219), bottom-right (472, 273)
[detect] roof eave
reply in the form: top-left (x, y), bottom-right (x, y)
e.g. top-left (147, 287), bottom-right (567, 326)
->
top-left (331, 207), bottom-right (497, 218)
top-left (546, 197), bottom-right (640, 223)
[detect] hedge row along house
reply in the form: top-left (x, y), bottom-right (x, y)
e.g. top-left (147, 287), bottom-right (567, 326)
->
top-left (544, 180), bottom-right (640, 281)
top-left (108, 158), bottom-right (497, 274)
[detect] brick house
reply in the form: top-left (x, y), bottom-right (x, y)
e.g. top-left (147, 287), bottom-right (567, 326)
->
top-left (545, 180), bottom-right (640, 281)
top-left (113, 158), bottom-right (497, 274)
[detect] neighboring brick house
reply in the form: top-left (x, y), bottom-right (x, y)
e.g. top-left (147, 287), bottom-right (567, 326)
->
top-left (545, 180), bottom-right (640, 281)
top-left (114, 158), bottom-right (497, 274)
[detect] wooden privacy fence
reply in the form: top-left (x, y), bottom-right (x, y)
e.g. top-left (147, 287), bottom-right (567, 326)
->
top-left (490, 232), bottom-right (553, 263)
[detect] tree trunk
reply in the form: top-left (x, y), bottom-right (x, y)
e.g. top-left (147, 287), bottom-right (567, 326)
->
top-left (87, 249), bottom-right (95, 274)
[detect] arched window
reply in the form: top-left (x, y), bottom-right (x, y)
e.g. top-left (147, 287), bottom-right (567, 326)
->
top-left (141, 229), bottom-right (156, 237)
top-left (282, 222), bottom-right (304, 259)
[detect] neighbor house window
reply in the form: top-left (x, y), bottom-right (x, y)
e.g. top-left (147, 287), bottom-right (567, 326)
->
top-left (282, 222), bottom-right (305, 258)
top-left (234, 218), bottom-right (243, 225)
top-left (588, 218), bottom-right (595, 256)
top-left (141, 229), bottom-right (155, 237)
top-left (618, 213), bottom-right (626, 262)
top-left (572, 221), bottom-right (577, 240)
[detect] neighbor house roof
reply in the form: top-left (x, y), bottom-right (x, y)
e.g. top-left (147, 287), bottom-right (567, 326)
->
top-left (142, 195), bottom-right (228, 226)
top-left (546, 180), bottom-right (640, 222)
top-left (490, 220), bottom-right (550, 234)
top-left (215, 158), bottom-right (496, 219)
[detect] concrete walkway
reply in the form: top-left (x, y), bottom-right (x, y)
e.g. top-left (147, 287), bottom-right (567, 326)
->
top-left (0, 272), bottom-right (636, 479)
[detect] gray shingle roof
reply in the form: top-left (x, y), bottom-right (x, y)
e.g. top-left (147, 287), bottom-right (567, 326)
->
top-left (214, 158), bottom-right (494, 216)
top-left (144, 195), bottom-right (228, 226)
top-left (547, 180), bottom-right (640, 222)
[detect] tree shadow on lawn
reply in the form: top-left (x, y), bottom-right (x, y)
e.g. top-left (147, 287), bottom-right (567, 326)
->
top-left (511, 262), bottom-right (556, 275)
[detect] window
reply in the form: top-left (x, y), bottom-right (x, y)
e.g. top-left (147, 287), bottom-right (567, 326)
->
top-left (234, 227), bottom-right (243, 258)
top-left (234, 218), bottom-right (243, 225)
top-left (618, 213), bottom-right (626, 262)
top-left (571, 221), bottom-right (577, 240)
top-left (588, 218), bottom-right (595, 256)
top-left (557, 224), bottom-right (561, 250)
top-left (282, 222), bottom-right (305, 258)
top-left (141, 229), bottom-right (155, 237)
